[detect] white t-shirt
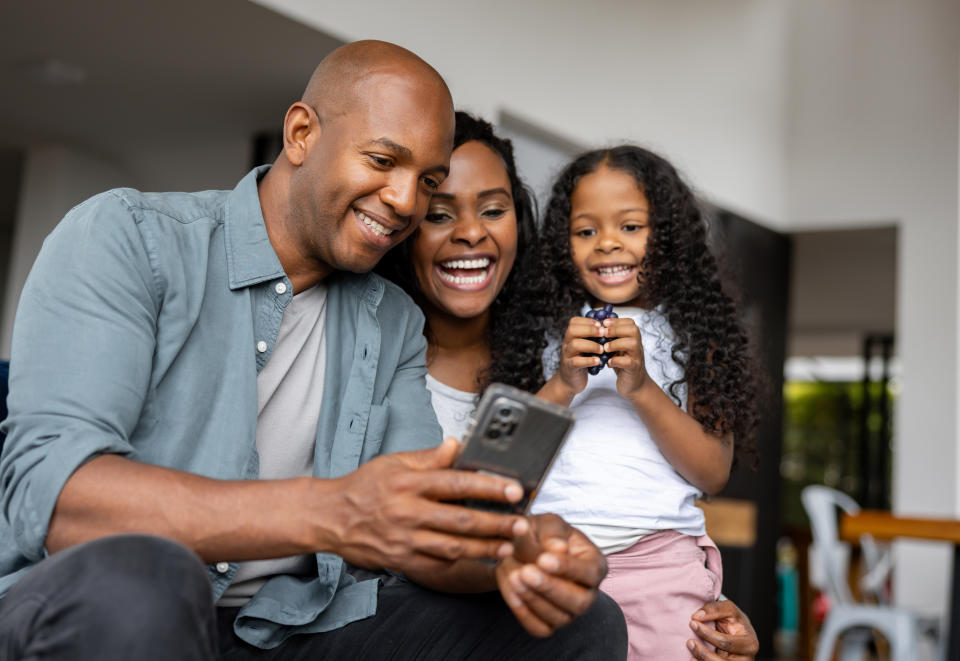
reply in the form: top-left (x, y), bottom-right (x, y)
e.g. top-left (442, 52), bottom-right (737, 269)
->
top-left (530, 305), bottom-right (705, 553)
top-left (424, 373), bottom-right (477, 442)
top-left (218, 283), bottom-right (328, 607)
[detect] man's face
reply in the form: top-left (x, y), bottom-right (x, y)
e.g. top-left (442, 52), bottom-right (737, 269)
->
top-left (289, 72), bottom-right (453, 275)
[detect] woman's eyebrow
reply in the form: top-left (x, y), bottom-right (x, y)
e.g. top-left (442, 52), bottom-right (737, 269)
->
top-left (476, 188), bottom-right (511, 199)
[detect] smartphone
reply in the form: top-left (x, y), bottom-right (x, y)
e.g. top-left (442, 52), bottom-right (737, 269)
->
top-left (453, 383), bottom-right (575, 515)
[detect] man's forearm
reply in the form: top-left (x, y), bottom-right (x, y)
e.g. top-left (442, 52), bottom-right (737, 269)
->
top-left (46, 454), bottom-right (335, 562)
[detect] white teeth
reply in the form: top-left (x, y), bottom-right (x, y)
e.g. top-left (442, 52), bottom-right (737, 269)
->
top-left (440, 257), bottom-right (491, 270)
top-left (597, 265), bottom-right (633, 276)
top-left (438, 271), bottom-right (488, 285)
top-left (357, 211), bottom-right (393, 237)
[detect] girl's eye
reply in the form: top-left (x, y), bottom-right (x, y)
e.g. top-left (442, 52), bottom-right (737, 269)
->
top-left (421, 176), bottom-right (441, 191)
top-left (623, 224), bottom-right (646, 232)
top-left (424, 210), bottom-right (452, 223)
top-left (573, 228), bottom-right (596, 238)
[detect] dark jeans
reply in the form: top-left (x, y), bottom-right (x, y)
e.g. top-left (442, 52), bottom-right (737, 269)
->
top-left (0, 535), bottom-right (627, 660)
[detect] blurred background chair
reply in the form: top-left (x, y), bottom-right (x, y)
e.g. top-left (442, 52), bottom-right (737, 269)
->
top-left (802, 484), bottom-right (941, 661)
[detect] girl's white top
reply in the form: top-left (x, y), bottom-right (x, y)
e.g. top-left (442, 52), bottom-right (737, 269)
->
top-left (529, 305), bottom-right (706, 553)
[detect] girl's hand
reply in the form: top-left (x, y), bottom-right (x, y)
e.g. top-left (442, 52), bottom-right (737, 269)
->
top-left (601, 317), bottom-right (650, 397)
top-left (556, 316), bottom-right (606, 396)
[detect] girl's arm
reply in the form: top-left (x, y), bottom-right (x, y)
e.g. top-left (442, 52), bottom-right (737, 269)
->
top-left (603, 318), bottom-right (733, 495)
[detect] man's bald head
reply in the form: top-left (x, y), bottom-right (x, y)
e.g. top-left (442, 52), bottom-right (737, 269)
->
top-left (302, 40), bottom-right (452, 123)
top-left (259, 40), bottom-right (455, 289)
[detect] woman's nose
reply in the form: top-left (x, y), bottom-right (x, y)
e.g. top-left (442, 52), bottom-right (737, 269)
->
top-left (451, 214), bottom-right (487, 247)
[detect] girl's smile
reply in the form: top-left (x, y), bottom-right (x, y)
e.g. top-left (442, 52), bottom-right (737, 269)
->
top-left (568, 165), bottom-right (652, 308)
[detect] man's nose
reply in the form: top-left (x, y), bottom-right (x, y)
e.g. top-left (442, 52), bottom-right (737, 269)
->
top-left (380, 176), bottom-right (419, 218)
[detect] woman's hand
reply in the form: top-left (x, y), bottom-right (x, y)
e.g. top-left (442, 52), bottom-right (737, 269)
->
top-left (494, 513), bottom-right (607, 637)
top-left (601, 317), bottom-right (650, 397)
top-left (686, 599), bottom-right (759, 660)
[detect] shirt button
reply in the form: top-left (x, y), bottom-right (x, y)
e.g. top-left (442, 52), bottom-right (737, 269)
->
top-left (256, 341), bottom-right (268, 353)
top-left (275, 282), bottom-right (287, 295)
top-left (215, 562), bottom-right (230, 573)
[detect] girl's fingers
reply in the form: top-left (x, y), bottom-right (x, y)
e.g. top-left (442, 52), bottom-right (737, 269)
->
top-left (565, 319), bottom-right (604, 340)
top-left (602, 337), bottom-right (639, 355)
top-left (564, 338), bottom-right (604, 356)
top-left (602, 318), bottom-right (641, 338)
top-left (565, 355), bottom-right (601, 370)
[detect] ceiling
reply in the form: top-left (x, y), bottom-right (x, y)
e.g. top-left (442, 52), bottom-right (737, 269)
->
top-left (0, 0), bottom-right (343, 157)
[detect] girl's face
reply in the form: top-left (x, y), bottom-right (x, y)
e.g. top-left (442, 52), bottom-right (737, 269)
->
top-left (410, 140), bottom-right (519, 320)
top-left (569, 165), bottom-right (651, 308)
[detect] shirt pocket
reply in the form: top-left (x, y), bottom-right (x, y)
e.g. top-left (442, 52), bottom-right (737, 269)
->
top-left (359, 400), bottom-right (391, 464)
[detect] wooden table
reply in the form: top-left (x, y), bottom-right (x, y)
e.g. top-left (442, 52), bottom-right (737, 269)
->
top-left (841, 510), bottom-right (960, 660)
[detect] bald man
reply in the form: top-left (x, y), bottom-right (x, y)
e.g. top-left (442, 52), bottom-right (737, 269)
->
top-left (0, 41), bottom-right (626, 659)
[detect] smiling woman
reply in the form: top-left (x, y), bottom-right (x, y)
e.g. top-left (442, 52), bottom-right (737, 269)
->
top-left (376, 111), bottom-right (545, 417)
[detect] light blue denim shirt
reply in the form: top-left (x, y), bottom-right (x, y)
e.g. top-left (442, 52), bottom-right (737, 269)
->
top-left (0, 166), bottom-right (442, 648)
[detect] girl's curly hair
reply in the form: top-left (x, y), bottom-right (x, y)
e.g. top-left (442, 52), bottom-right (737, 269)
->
top-left (537, 145), bottom-right (758, 464)
top-left (375, 111), bottom-right (547, 393)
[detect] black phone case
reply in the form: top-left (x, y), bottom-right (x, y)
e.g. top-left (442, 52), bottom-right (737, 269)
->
top-left (454, 383), bottom-right (575, 514)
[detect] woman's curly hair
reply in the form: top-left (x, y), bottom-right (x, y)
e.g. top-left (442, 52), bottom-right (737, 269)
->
top-left (537, 145), bottom-right (758, 464)
top-left (375, 111), bottom-right (547, 393)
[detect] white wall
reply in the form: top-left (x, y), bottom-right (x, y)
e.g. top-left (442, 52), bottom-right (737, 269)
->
top-left (253, 0), bottom-right (790, 227)
top-left (0, 137), bottom-right (250, 358)
top-left (786, 0), bottom-right (960, 615)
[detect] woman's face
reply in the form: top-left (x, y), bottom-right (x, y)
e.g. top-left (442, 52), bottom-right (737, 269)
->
top-left (411, 140), bottom-right (519, 320)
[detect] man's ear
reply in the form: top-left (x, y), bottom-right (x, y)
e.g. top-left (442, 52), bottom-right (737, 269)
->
top-left (282, 102), bottom-right (318, 167)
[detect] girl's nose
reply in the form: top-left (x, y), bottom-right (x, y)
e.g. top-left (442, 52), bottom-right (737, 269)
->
top-left (596, 230), bottom-right (622, 253)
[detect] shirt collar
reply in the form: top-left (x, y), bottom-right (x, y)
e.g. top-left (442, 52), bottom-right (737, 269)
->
top-left (223, 165), bottom-right (287, 290)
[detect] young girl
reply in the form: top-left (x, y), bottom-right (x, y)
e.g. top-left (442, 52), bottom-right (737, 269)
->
top-left (532, 145), bottom-right (758, 660)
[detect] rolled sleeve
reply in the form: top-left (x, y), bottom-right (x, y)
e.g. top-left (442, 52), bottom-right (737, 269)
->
top-left (0, 192), bottom-right (159, 559)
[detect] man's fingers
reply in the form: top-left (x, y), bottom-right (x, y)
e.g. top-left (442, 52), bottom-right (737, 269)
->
top-left (415, 501), bottom-right (527, 539)
top-left (391, 437), bottom-right (460, 471)
top-left (410, 529), bottom-right (513, 562)
top-left (412, 468), bottom-right (524, 505)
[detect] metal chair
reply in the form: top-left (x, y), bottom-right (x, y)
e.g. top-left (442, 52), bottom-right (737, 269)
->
top-left (802, 484), bottom-right (941, 661)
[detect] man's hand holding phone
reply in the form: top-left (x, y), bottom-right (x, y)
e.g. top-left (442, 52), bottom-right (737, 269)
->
top-left (327, 437), bottom-right (530, 575)
top-left (495, 513), bottom-right (608, 637)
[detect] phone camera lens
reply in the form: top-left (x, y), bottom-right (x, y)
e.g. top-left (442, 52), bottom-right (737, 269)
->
top-left (499, 408), bottom-right (512, 418)
top-left (487, 429), bottom-right (501, 439)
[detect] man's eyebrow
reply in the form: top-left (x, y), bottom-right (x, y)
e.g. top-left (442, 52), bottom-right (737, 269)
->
top-left (369, 137), bottom-right (412, 158)
top-left (368, 137), bottom-right (449, 177)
